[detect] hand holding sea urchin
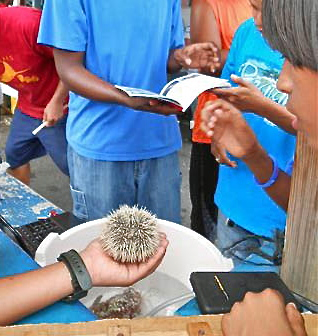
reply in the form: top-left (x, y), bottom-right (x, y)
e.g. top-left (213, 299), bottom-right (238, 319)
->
top-left (100, 205), bottom-right (161, 263)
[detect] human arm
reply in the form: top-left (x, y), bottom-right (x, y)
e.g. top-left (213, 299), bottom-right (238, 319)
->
top-left (190, 0), bottom-right (224, 74)
top-left (53, 49), bottom-right (181, 116)
top-left (213, 75), bottom-right (297, 134)
top-left (222, 289), bottom-right (307, 336)
top-left (201, 99), bottom-right (292, 211)
top-left (0, 235), bottom-right (168, 326)
top-left (43, 81), bottom-right (69, 126)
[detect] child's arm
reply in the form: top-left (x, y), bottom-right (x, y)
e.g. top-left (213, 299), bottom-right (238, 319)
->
top-left (213, 75), bottom-right (297, 134)
top-left (0, 237), bottom-right (168, 326)
top-left (201, 99), bottom-right (292, 211)
top-left (43, 81), bottom-right (69, 126)
top-left (190, 0), bottom-right (224, 74)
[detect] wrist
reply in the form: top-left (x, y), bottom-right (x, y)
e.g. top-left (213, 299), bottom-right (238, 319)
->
top-left (253, 154), bottom-right (279, 188)
top-left (79, 249), bottom-right (96, 285)
top-left (241, 143), bottom-right (266, 163)
top-left (58, 250), bottom-right (93, 302)
top-left (171, 49), bottom-right (183, 71)
top-left (243, 146), bottom-right (276, 185)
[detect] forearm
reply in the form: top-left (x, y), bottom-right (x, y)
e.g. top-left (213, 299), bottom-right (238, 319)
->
top-left (167, 49), bottom-right (183, 74)
top-left (49, 80), bottom-right (69, 104)
top-left (219, 50), bottom-right (228, 72)
top-left (253, 97), bottom-right (296, 134)
top-left (0, 262), bottom-right (73, 326)
top-left (53, 50), bottom-right (129, 106)
top-left (243, 146), bottom-right (291, 211)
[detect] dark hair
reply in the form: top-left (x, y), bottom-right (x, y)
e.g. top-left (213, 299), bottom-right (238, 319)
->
top-left (262, 0), bottom-right (318, 71)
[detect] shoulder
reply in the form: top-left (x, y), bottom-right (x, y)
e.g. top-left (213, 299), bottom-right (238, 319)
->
top-left (0, 6), bottom-right (41, 31)
top-left (235, 18), bottom-right (255, 35)
top-left (229, 18), bottom-right (256, 48)
top-left (0, 6), bottom-right (41, 20)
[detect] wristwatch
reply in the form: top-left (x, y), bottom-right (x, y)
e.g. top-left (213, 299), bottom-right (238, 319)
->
top-left (58, 249), bottom-right (93, 302)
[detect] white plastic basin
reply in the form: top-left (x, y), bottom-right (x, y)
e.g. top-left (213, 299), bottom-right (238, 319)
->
top-left (35, 219), bottom-right (233, 316)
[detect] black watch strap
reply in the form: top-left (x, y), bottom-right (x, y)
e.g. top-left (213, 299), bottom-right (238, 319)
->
top-left (58, 249), bottom-right (93, 302)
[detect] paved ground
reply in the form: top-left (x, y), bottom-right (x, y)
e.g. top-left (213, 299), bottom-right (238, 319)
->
top-left (0, 114), bottom-right (192, 228)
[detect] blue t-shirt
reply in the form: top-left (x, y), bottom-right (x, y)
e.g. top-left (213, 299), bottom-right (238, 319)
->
top-left (215, 19), bottom-right (296, 238)
top-left (38, 0), bottom-right (184, 161)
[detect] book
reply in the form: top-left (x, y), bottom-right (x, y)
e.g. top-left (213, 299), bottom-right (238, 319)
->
top-left (115, 73), bottom-right (231, 112)
top-left (190, 272), bottom-right (302, 314)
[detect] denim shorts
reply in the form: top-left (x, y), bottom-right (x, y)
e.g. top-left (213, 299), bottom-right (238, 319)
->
top-left (67, 146), bottom-right (182, 223)
top-left (5, 109), bottom-right (69, 176)
top-left (216, 211), bottom-right (282, 268)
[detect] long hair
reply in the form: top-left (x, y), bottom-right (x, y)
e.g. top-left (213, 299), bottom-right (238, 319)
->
top-left (262, 0), bottom-right (318, 71)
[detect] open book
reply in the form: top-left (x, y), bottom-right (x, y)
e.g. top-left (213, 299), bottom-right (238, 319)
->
top-left (116, 73), bottom-right (231, 112)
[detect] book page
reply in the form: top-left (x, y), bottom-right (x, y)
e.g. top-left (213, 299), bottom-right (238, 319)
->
top-left (160, 73), bottom-right (230, 111)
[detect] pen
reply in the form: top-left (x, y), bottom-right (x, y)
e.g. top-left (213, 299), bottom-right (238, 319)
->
top-left (32, 121), bottom-right (48, 136)
top-left (214, 275), bottom-right (230, 301)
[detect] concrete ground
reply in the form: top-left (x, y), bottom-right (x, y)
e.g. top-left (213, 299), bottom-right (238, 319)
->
top-left (0, 114), bottom-right (192, 228)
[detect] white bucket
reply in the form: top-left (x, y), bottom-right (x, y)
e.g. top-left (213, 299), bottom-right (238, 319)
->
top-left (36, 219), bottom-right (233, 316)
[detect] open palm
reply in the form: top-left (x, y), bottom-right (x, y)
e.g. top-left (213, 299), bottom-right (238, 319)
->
top-left (80, 236), bottom-right (168, 288)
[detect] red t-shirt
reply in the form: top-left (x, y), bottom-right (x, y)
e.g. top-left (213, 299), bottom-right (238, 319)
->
top-left (0, 6), bottom-right (61, 119)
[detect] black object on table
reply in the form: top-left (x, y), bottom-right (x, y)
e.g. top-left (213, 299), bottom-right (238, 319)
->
top-left (0, 212), bottom-right (84, 257)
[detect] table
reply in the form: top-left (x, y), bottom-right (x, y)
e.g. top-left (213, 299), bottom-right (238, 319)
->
top-left (0, 171), bottom-right (96, 325)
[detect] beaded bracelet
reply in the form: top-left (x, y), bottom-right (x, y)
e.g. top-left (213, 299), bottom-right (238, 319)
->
top-left (254, 154), bottom-right (279, 188)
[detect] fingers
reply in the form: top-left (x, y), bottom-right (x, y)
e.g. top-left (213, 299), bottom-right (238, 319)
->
top-left (136, 235), bottom-right (169, 278)
top-left (214, 144), bottom-right (237, 168)
top-left (184, 42), bottom-right (218, 55)
top-left (221, 313), bottom-right (232, 336)
top-left (200, 100), bottom-right (231, 137)
top-left (213, 87), bottom-right (238, 98)
top-left (180, 43), bottom-right (220, 71)
top-left (230, 74), bottom-right (252, 88)
top-left (286, 303), bottom-right (307, 336)
top-left (42, 115), bottom-right (55, 127)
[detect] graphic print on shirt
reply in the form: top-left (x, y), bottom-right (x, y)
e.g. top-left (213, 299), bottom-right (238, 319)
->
top-left (0, 57), bottom-right (39, 84)
top-left (239, 59), bottom-right (287, 106)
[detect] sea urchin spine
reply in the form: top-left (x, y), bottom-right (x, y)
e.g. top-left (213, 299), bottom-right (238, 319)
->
top-left (100, 205), bottom-right (160, 263)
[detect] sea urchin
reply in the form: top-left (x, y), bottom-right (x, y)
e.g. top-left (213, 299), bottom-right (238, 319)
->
top-left (100, 205), bottom-right (160, 263)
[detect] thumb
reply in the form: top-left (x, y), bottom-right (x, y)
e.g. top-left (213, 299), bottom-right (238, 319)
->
top-left (230, 74), bottom-right (251, 88)
top-left (285, 303), bottom-right (307, 336)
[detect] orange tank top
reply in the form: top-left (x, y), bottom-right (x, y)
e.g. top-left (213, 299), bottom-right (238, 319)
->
top-left (192, 0), bottom-right (252, 144)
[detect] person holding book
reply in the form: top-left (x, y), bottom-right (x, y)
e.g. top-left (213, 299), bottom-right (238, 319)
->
top-left (189, 0), bottom-right (252, 241)
top-left (0, 6), bottom-right (69, 185)
top-left (197, 0), bottom-right (297, 266)
top-left (37, 0), bottom-right (219, 224)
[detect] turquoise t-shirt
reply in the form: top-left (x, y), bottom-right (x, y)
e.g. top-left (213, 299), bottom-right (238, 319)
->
top-left (38, 0), bottom-right (184, 161)
top-left (216, 19), bottom-right (296, 238)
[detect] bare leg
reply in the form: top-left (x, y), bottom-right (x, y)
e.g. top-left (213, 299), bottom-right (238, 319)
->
top-left (7, 163), bottom-right (31, 185)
